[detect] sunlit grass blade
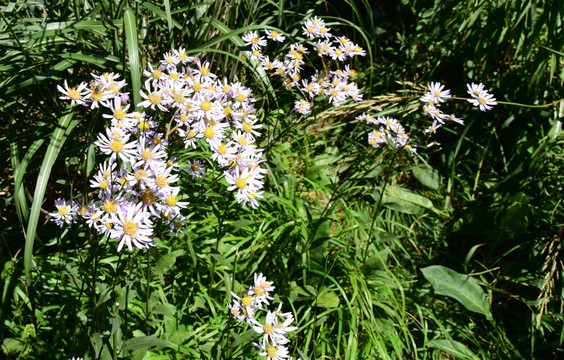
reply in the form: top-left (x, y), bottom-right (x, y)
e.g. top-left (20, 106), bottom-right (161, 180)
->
top-left (124, 9), bottom-right (142, 110)
top-left (24, 110), bottom-right (77, 284)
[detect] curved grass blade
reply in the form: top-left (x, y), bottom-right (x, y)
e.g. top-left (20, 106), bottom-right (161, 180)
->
top-left (124, 9), bottom-right (141, 111)
top-left (24, 110), bottom-right (77, 284)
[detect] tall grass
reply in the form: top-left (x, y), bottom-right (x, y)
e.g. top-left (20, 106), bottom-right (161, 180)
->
top-left (1, 0), bottom-right (563, 359)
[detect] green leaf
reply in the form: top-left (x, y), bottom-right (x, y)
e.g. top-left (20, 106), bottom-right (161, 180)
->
top-left (120, 336), bottom-right (173, 351)
top-left (316, 290), bottom-right (340, 308)
top-left (428, 339), bottom-right (480, 360)
top-left (421, 265), bottom-right (493, 320)
top-left (412, 164), bottom-right (440, 190)
top-left (383, 186), bottom-right (436, 215)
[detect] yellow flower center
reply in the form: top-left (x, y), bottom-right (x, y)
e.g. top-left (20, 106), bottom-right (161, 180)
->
top-left (223, 85), bottom-right (231, 93)
top-left (200, 66), bottom-right (210, 76)
top-left (241, 295), bottom-right (252, 307)
top-left (478, 97), bottom-right (487, 105)
top-left (166, 56), bottom-right (173, 64)
top-left (204, 127), bottom-right (214, 139)
top-left (263, 323), bottom-right (274, 335)
top-left (191, 164), bottom-right (199, 171)
top-left (186, 130), bottom-right (196, 139)
top-left (135, 169), bottom-right (148, 181)
top-left (109, 139), bottom-right (124, 153)
top-left (243, 123), bottom-right (252, 133)
top-left (165, 196), bottom-right (178, 206)
top-left (201, 100), bottom-right (212, 111)
top-left (236, 93), bottom-right (246, 102)
top-left (141, 148), bottom-right (153, 161)
top-left (179, 113), bottom-right (188, 122)
top-left (217, 144), bottom-right (227, 155)
top-left (148, 92), bottom-right (162, 105)
top-left (99, 180), bottom-right (110, 190)
top-left (271, 30), bottom-right (279, 38)
top-left (155, 176), bottom-right (167, 188)
top-left (123, 221), bottom-right (138, 236)
top-left (267, 346), bottom-right (277, 358)
top-left (238, 137), bottom-right (247, 146)
top-left (68, 88), bottom-right (80, 100)
top-left (152, 69), bottom-right (162, 79)
top-left (78, 205), bottom-right (88, 215)
top-left (254, 285), bottom-right (265, 296)
top-left (172, 91), bottom-right (185, 104)
top-left (103, 200), bottom-right (118, 213)
top-left (193, 82), bottom-right (202, 92)
top-left (235, 178), bottom-right (247, 189)
top-left (139, 121), bottom-right (150, 131)
top-left (58, 205), bottom-right (69, 216)
top-left (113, 108), bottom-right (126, 120)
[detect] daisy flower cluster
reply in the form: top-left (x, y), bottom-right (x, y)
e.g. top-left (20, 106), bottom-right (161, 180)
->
top-left (356, 114), bottom-right (416, 153)
top-left (141, 49), bottom-right (267, 209)
top-left (51, 71), bottom-right (189, 251)
top-left (229, 273), bottom-right (300, 360)
top-left (242, 15), bottom-right (366, 114)
top-left (357, 81), bottom-right (498, 152)
top-left (52, 48), bottom-right (269, 248)
top-left (419, 81), bottom-right (497, 147)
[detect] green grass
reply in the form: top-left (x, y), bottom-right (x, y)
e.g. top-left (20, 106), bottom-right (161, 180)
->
top-left (1, 0), bottom-right (564, 359)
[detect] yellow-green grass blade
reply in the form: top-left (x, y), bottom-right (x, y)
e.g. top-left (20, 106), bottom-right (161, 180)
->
top-left (124, 9), bottom-right (141, 111)
top-left (24, 110), bottom-right (77, 284)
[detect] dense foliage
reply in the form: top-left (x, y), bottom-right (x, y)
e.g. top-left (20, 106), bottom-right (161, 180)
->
top-left (1, 0), bottom-right (563, 359)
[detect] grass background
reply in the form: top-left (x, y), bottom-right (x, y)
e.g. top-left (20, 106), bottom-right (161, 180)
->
top-left (1, 0), bottom-right (563, 359)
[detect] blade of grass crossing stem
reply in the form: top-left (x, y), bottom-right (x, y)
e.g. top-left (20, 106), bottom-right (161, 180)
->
top-left (124, 9), bottom-right (141, 110)
top-left (24, 111), bottom-right (77, 284)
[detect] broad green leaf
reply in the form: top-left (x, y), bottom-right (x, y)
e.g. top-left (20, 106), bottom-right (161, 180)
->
top-left (412, 164), bottom-right (440, 190)
top-left (316, 290), bottom-right (340, 308)
top-left (428, 339), bottom-right (480, 360)
top-left (421, 265), bottom-right (493, 321)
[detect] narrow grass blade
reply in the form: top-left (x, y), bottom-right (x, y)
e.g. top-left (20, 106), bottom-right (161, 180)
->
top-left (24, 110), bottom-right (77, 284)
top-left (124, 9), bottom-right (141, 110)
